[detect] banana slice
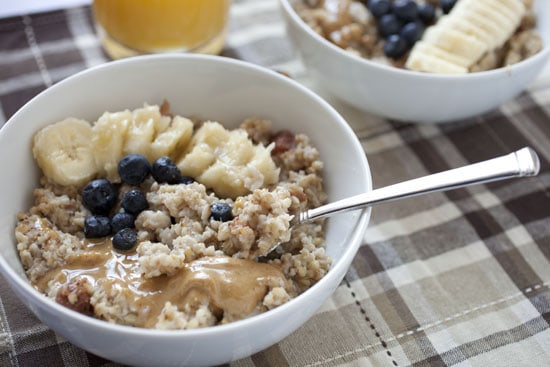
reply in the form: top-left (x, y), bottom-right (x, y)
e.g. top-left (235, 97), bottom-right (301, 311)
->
top-left (414, 41), bottom-right (471, 67)
top-left (177, 143), bottom-right (217, 179)
top-left (150, 115), bottom-right (194, 161)
top-left (488, 0), bottom-right (526, 17)
top-left (197, 130), bottom-right (262, 198)
top-left (464, 2), bottom-right (517, 30)
top-left (459, 0), bottom-right (524, 25)
top-left (406, 47), bottom-right (468, 74)
top-left (177, 121), bottom-right (279, 199)
top-left (411, 41), bottom-right (470, 73)
top-left (437, 15), bottom-right (495, 50)
top-left (221, 130), bottom-right (255, 165)
top-left (478, 0), bottom-right (525, 40)
top-left (198, 140), bottom-right (278, 198)
top-left (452, 1), bottom-right (518, 47)
top-left (176, 122), bottom-right (228, 178)
top-left (123, 105), bottom-right (171, 161)
top-left (188, 120), bottom-right (229, 148)
top-left (247, 144), bottom-right (279, 187)
top-left (33, 118), bottom-right (98, 187)
top-left (483, 2), bottom-right (521, 24)
top-left (449, 7), bottom-right (506, 48)
top-left (451, 0), bottom-right (525, 47)
top-left (92, 110), bottom-right (131, 182)
top-left (407, 0), bottom-right (527, 74)
top-left (422, 26), bottom-right (487, 65)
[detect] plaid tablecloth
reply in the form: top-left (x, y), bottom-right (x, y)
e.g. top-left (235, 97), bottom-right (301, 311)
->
top-left (1, 1), bottom-right (550, 366)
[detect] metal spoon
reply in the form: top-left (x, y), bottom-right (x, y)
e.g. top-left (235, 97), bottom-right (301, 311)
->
top-left (268, 147), bottom-right (540, 253)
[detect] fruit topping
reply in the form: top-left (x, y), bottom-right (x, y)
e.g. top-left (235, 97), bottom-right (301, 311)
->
top-left (365, 0), bottom-right (433, 59)
top-left (400, 21), bottom-right (424, 45)
top-left (32, 118), bottom-right (98, 187)
top-left (111, 212), bottom-right (135, 233)
top-left (121, 189), bottom-right (149, 215)
top-left (378, 13), bottom-right (402, 38)
top-left (271, 130), bottom-right (296, 155)
top-left (123, 105), bottom-right (171, 162)
top-left (367, 0), bottom-right (391, 18)
top-left (150, 115), bottom-right (194, 161)
top-left (55, 279), bottom-right (94, 316)
top-left (392, 0), bottom-right (418, 22)
top-left (151, 156), bottom-right (181, 184)
top-left (118, 154), bottom-right (151, 186)
top-left (177, 121), bottom-right (279, 199)
top-left (384, 34), bottom-right (409, 59)
top-left (417, 3), bottom-right (436, 24)
top-left (112, 228), bottom-right (138, 251)
top-left (209, 202), bottom-right (233, 222)
top-left (81, 179), bottom-right (118, 215)
top-left (406, 0), bottom-right (528, 73)
top-left (84, 215), bottom-right (112, 238)
top-left (91, 110), bottom-right (131, 183)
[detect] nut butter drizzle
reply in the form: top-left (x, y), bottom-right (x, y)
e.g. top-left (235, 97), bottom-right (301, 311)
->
top-left (36, 238), bottom-right (289, 328)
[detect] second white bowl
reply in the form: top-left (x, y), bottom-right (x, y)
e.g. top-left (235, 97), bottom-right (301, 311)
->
top-left (279, 0), bottom-right (550, 123)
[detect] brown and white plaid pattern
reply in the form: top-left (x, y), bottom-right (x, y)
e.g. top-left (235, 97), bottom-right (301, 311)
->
top-left (1, 0), bottom-right (550, 366)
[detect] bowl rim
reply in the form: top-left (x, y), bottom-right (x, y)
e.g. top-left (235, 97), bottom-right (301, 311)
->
top-left (0, 53), bottom-right (372, 338)
top-left (279, 0), bottom-right (550, 80)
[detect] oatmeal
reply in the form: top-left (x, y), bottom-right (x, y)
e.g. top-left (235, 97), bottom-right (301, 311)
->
top-left (293, 0), bottom-right (544, 73)
top-left (15, 103), bottom-right (330, 329)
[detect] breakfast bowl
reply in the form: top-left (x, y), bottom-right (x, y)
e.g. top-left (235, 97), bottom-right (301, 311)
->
top-left (279, 0), bottom-right (550, 123)
top-left (0, 54), bottom-right (371, 367)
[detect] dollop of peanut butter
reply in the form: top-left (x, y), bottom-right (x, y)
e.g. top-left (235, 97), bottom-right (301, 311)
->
top-left (36, 239), bottom-right (290, 328)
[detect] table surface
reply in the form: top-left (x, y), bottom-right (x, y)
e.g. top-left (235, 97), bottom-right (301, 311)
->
top-left (1, 1), bottom-right (550, 366)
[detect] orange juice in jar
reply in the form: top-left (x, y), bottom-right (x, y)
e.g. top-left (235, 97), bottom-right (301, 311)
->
top-left (93, 0), bottom-right (230, 59)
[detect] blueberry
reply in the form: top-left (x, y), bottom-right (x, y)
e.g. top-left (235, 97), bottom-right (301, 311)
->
top-left (151, 156), bottom-right (181, 184)
top-left (367, 0), bottom-right (391, 18)
top-left (209, 202), bottom-right (233, 222)
top-left (392, 0), bottom-right (418, 22)
top-left (81, 179), bottom-right (118, 215)
top-left (118, 154), bottom-right (151, 186)
top-left (112, 228), bottom-right (138, 251)
top-left (384, 34), bottom-right (409, 59)
top-left (179, 175), bottom-right (195, 185)
top-left (400, 21), bottom-right (424, 46)
top-left (121, 189), bottom-right (148, 215)
top-left (418, 3), bottom-right (436, 24)
top-left (111, 212), bottom-right (135, 233)
top-left (84, 215), bottom-right (112, 238)
top-left (378, 13), bottom-right (402, 38)
top-left (440, 0), bottom-right (457, 14)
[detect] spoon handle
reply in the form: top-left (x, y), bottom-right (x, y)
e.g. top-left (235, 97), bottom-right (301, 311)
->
top-left (300, 147), bottom-right (540, 224)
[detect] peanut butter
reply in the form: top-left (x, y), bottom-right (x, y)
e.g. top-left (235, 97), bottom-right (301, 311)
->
top-left (37, 239), bottom-right (289, 327)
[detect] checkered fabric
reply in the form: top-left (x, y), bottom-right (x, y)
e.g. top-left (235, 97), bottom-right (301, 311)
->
top-left (1, 1), bottom-right (550, 366)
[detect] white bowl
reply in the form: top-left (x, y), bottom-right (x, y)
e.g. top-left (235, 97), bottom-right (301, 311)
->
top-left (0, 55), bottom-right (371, 367)
top-left (279, 0), bottom-right (550, 123)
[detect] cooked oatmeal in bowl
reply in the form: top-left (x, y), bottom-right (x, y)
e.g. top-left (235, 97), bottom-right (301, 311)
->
top-left (15, 102), bottom-right (332, 329)
top-left (293, 0), bottom-right (544, 73)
